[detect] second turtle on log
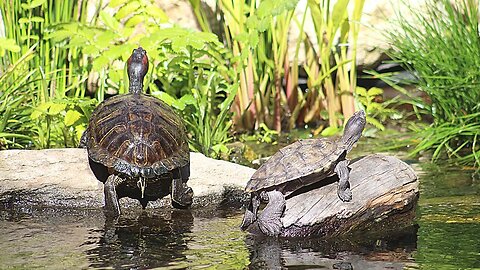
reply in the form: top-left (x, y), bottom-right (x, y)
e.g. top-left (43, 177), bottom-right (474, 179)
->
top-left (241, 110), bottom-right (366, 236)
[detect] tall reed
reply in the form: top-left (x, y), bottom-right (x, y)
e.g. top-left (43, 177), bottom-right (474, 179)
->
top-left (387, 0), bottom-right (480, 167)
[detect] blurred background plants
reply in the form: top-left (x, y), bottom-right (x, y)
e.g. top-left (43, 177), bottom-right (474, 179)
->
top-left (5, 0), bottom-right (476, 169)
top-left (191, 0), bottom-right (367, 134)
top-left (387, 0), bottom-right (480, 167)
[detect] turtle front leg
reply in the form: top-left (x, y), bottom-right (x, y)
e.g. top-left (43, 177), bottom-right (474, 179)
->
top-left (104, 174), bottom-right (122, 217)
top-left (334, 160), bottom-right (352, 202)
top-left (257, 190), bottom-right (286, 237)
top-left (240, 194), bottom-right (260, 230)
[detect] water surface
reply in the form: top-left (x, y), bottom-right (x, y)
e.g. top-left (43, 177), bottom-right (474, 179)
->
top-left (1, 161), bottom-right (479, 269)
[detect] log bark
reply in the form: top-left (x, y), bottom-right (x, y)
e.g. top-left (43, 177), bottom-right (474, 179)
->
top-left (250, 154), bottom-right (419, 237)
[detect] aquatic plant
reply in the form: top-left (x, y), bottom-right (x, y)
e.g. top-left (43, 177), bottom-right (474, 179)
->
top-left (190, 0), bottom-right (366, 133)
top-left (0, 0), bottom-right (236, 158)
top-left (387, 0), bottom-right (480, 168)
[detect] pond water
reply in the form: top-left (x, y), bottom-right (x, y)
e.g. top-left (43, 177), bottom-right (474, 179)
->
top-left (1, 153), bottom-right (479, 269)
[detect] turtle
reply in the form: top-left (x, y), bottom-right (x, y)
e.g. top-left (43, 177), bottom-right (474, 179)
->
top-left (240, 110), bottom-right (366, 236)
top-left (80, 47), bottom-right (193, 216)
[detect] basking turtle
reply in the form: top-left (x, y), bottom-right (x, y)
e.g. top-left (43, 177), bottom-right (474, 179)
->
top-left (81, 47), bottom-right (193, 216)
top-left (240, 110), bottom-right (366, 236)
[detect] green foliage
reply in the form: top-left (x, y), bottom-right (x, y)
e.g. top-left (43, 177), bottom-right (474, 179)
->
top-left (45, 1), bottom-right (235, 158)
top-left (0, 0), bottom-right (95, 149)
top-left (150, 43), bottom-right (237, 158)
top-left (387, 0), bottom-right (480, 167)
top-left (356, 86), bottom-right (399, 132)
top-left (1, 0), bottom-right (237, 158)
top-left (191, 0), bottom-right (366, 134)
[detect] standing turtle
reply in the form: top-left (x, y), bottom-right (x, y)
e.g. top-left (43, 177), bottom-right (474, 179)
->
top-left (240, 110), bottom-right (366, 236)
top-left (81, 47), bottom-right (193, 216)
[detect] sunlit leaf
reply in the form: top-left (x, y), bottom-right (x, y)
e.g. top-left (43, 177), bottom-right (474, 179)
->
top-left (367, 87), bottom-right (384, 96)
top-left (366, 116), bottom-right (385, 131)
top-left (49, 103), bottom-right (67, 115)
top-left (355, 86), bottom-right (367, 97)
top-left (100, 10), bottom-right (121, 31)
top-left (30, 102), bottom-right (52, 120)
top-left (116, 1), bottom-right (141, 20)
top-left (21, 0), bottom-right (46, 10)
top-left (109, 0), bottom-right (129, 8)
top-left (321, 126), bottom-right (340, 136)
top-left (65, 110), bottom-right (82, 126)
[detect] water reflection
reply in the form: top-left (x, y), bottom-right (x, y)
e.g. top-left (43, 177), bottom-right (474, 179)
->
top-left (84, 209), bottom-right (194, 269)
top-left (246, 225), bottom-right (417, 270)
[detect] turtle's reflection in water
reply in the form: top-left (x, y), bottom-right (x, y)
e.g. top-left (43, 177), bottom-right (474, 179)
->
top-left (246, 225), bottom-right (417, 270)
top-left (84, 209), bottom-right (193, 269)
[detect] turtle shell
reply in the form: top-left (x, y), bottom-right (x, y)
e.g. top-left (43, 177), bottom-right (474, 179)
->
top-left (245, 138), bottom-right (347, 195)
top-left (83, 93), bottom-right (189, 179)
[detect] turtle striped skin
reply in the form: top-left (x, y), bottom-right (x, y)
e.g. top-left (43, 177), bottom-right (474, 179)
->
top-left (81, 47), bottom-right (193, 216)
top-left (240, 110), bottom-right (366, 236)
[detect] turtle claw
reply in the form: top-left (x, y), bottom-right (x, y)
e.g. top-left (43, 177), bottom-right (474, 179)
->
top-left (338, 187), bottom-right (352, 202)
top-left (241, 209), bottom-right (255, 230)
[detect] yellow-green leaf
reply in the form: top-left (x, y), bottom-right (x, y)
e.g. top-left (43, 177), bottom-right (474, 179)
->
top-left (30, 102), bottom-right (52, 120)
top-left (367, 87), bottom-right (383, 96)
top-left (21, 0), bottom-right (46, 9)
top-left (49, 103), bottom-right (66, 115)
top-left (355, 86), bottom-right (367, 97)
top-left (65, 110), bottom-right (82, 126)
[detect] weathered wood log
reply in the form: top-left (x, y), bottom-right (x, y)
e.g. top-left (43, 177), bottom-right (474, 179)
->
top-left (248, 154), bottom-right (419, 238)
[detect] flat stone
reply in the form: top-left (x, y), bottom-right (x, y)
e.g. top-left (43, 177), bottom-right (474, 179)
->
top-left (0, 149), bottom-right (254, 210)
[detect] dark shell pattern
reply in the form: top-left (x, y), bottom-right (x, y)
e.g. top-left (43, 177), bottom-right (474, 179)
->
top-left (246, 138), bottom-right (347, 194)
top-left (84, 93), bottom-right (189, 179)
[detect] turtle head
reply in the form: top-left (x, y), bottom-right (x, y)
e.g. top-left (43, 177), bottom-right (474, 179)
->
top-left (127, 47), bottom-right (149, 94)
top-left (341, 110), bottom-right (366, 152)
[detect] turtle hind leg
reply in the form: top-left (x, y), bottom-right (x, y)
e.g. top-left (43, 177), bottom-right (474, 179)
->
top-left (104, 174), bottom-right (122, 217)
top-left (171, 177), bottom-right (194, 209)
top-left (171, 167), bottom-right (193, 209)
top-left (335, 160), bottom-right (352, 202)
top-left (257, 190), bottom-right (286, 237)
top-left (240, 195), bottom-right (260, 230)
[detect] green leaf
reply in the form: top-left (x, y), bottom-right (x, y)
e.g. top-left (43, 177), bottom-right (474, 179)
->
top-left (21, 0), bottom-right (46, 9)
top-left (146, 6), bottom-right (169, 22)
top-left (116, 1), bottom-right (141, 20)
top-left (248, 32), bottom-right (259, 48)
top-left (30, 102), bottom-right (52, 120)
top-left (125, 14), bottom-right (144, 28)
top-left (49, 103), bottom-right (67, 115)
top-left (19, 16), bottom-right (45, 24)
top-left (100, 10), bottom-right (121, 31)
top-left (367, 87), bottom-right (384, 96)
top-left (65, 110), bottom-right (82, 126)
top-left (109, 0), bottom-right (129, 8)
top-left (331, 0), bottom-right (350, 30)
top-left (366, 116), bottom-right (385, 131)
top-left (152, 91), bottom-right (177, 106)
top-left (321, 126), bottom-right (340, 136)
top-left (0, 38), bottom-right (21, 53)
top-left (355, 86), bottom-right (367, 97)
top-left (180, 94), bottom-right (196, 105)
top-left (92, 55), bottom-right (110, 71)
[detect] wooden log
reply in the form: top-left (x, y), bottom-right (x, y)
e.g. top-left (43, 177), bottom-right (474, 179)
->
top-left (249, 154), bottom-right (419, 237)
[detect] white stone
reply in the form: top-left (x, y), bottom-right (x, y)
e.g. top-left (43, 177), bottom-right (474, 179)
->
top-left (0, 149), bottom-right (254, 209)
